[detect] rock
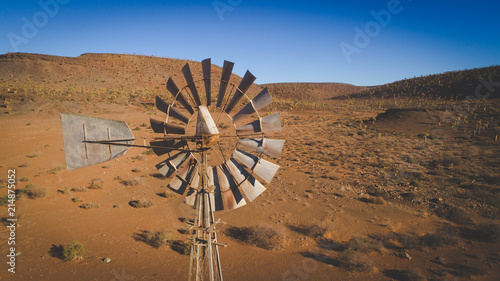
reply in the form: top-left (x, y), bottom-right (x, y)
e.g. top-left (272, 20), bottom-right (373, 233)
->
top-left (102, 258), bottom-right (111, 263)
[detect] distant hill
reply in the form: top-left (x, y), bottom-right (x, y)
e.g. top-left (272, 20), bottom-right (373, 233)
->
top-left (338, 66), bottom-right (500, 100)
top-left (1, 53), bottom-right (498, 104)
top-left (261, 82), bottom-right (367, 101)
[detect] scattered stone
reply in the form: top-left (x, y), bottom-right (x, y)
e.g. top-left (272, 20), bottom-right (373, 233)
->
top-left (102, 258), bottom-right (111, 263)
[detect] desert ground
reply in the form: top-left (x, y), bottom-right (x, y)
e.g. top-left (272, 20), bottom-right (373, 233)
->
top-left (0, 53), bottom-right (499, 281)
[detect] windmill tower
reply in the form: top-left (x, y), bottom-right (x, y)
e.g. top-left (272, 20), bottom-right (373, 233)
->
top-left (61, 59), bottom-right (285, 281)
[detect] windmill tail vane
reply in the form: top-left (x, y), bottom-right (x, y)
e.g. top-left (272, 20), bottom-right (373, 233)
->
top-left (60, 58), bottom-right (285, 281)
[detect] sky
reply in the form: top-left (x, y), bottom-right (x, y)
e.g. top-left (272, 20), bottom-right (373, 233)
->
top-left (1, 0), bottom-right (499, 86)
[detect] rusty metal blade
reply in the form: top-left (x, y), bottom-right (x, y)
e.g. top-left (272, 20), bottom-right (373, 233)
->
top-left (202, 58), bottom-right (211, 106)
top-left (182, 63), bottom-right (202, 106)
top-left (226, 158), bottom-right (266, 202)
top-left (155, 152), bottom-right (191, 176)
top-left (237, 138), bottom-right (285, 159)
top-left (224, 70), bottom-right (256, 114)
top-left (155, 96), bottom-right (189, 124)
top-left (215, 165), bottom-right (246, 210)
top-left (209, 166), bottom-right (224, 211)
top-left (150, 118), bottom-right (186, 135)
top-left (233, 149), bottom-right (279, 183)
top-left (150, 139), bottom-right (188, 156)
top-left (236, 112), bottom-right (282, 134)
top-left (60, 113), bottom-right (135, 170)
top-left (216, 60), bottom-right (234, 108)
top-left (167, 78), bottom-right (194, 115)
top-left (232, 88), bottom-right (273, 124)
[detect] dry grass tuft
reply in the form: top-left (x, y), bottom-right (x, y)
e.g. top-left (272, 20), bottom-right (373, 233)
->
top-left (346, 235), bottom-right (383, 253)
top-left (142, 229), bottom-right (177, 248)
top-left (129, 199), bottom-right (154, 208)
top-left (226, 224), bottom-right (287, 251)
top-left (336, 249), bottom-right (372, 272)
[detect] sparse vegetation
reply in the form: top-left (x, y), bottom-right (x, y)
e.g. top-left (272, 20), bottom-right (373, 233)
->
top-left (16, 183), bottom-right (46, 199)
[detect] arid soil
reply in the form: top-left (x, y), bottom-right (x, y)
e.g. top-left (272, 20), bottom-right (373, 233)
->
top-left (0, 95), bottom-right (499, 281)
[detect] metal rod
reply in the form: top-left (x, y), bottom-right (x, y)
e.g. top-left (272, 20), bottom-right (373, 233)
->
top-left (82, 141), bottom-right (197, 152)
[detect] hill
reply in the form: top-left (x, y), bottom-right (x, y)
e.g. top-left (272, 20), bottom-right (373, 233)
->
top-left (338, 65), bottom-right (500, 100)
top-left (262, 82), bottom-right (367, 101)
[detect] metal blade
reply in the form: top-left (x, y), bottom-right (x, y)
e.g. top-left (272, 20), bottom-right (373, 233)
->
top-left (216, 60), bottom-right (234, 108)
top-left (167, 78), bottom-right (194, 115)
top-left (237, 138), bottom-right (285, 159)
top-left (215, 165), bottom-right (246, 210)
top-left (155, 96), bottom-right (189, 124)
top-left (185, 187), bottom-right (198, 207)
top-left (224, 70), bottom-right (256, 114)
top-left (150, 118), bottom-right (186, 135)
top-left (169, 156), bottom-right (197, 195)
top-left (185, 165), bottom-right (201, 206)
top-left (150, 139), bottom-right (188, 156)
top-left (236, 112), bottom-right (282, 134)
top-left (182, 63), bottom-right (202, 106)
top-left (60, 113), bottom-right (135, 170)
top-left (155, 152), bottom-right (191, 176)
top-left (226, 158), bottom-right (266, 202)
top-left (208, 166), bottom-right (224, 211)
top-left (232, 88), bottom-right (273, 124)
top-left (202, 58), bottom-right (211, 106)
top-left (233, 149), bottom-right (279, 183)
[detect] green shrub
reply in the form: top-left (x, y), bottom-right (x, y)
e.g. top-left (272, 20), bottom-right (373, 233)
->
top-left (63, 241), bottom-right (85, 261)
top-left (143, 230), bottom-right (177, 248)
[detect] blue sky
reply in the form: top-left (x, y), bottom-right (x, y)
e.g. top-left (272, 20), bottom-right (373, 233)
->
top-left (1, 0), bottom-right (499, 86)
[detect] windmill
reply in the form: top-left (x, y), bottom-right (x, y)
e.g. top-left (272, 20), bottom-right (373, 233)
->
top-left (60, 58), bottom-right (285, 281)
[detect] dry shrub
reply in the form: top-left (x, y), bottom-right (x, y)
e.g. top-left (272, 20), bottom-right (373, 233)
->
top-left (226, 224), bottom-right (287, 251)
top-left (466, 223), bottom-right (500, 242)
top-left (346, 235), bottom-right (383, 253)
top-left (383, 269), bottom-right (426, 281)
top-left (129, 200), bottom-right (154, 208)
top-left (435, 204), bottom-right (472, 224)
top-left (122, 177), bottom-right (142, 186)
top-left (370, 196), bottom-right (386, 205)
top-left (337, 249), bottom-right (372, 272)
top-left (80, 203), bottom-right (99, 209)
top-left (17, 183), bottom-right (46, 199)
top-left (289, 223), bottom-right (328, 238)
top-left (143, 230), bottom-right (177, 248)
